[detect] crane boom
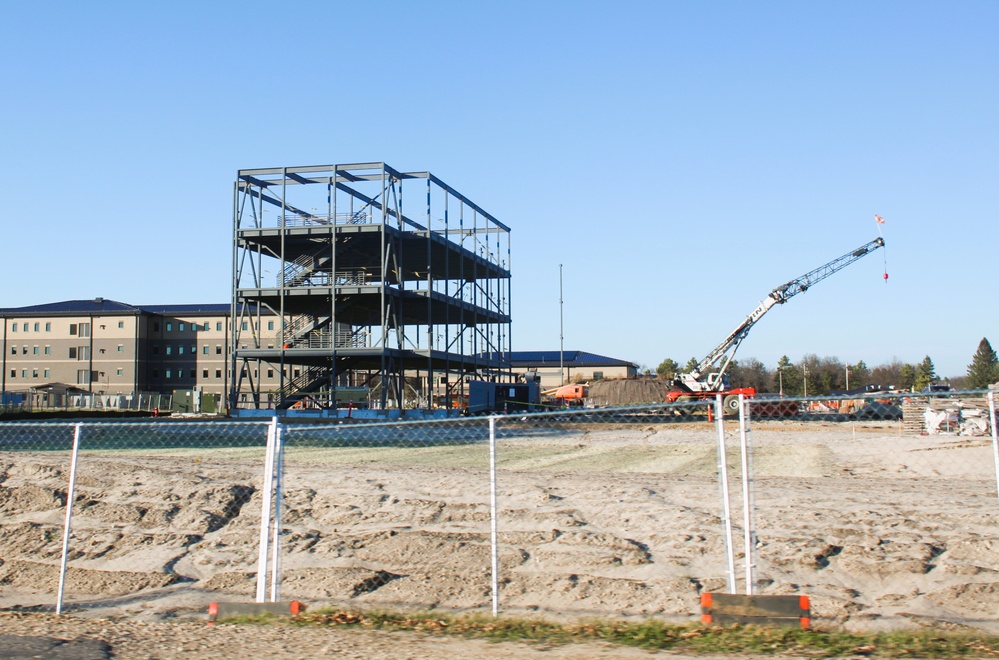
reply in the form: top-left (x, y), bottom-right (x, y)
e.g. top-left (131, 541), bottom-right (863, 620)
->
top-left (688, 236), bottom-right (885, 386)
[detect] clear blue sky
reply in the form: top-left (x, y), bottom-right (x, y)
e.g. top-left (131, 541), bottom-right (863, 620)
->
top-left (2, 1), bottom-right (996, 378)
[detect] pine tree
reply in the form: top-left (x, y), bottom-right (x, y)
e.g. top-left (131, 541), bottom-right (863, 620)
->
top-left (967, 338), bottom-right (999, 388)
top-left (656, 358), bottom-right (679, 380)
top-left (914, 356), bottom-right (936, 391)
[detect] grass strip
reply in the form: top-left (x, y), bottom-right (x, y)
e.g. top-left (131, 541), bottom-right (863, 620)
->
top-left (215, 607), bottom-right (999, 657)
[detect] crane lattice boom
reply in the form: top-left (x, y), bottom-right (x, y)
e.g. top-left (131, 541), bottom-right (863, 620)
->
top-left (687, 236), bottom-right (885, 387)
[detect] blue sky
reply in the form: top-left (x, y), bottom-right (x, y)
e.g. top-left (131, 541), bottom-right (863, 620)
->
top-left (2, 1), bottom-right (996, 378)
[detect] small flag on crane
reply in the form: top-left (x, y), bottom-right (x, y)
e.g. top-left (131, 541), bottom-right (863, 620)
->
top-left (874, 214), bottom-right (888, 282)
top-left (874, 214), bottom-right (885, 224)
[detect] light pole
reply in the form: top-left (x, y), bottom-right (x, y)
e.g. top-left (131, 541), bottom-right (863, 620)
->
top-left (845, 363), bottom-right (850, 391)
top-left (559, 264), bottom-right (564, 386)
top-left (803, 365), bottom-right (809, 398)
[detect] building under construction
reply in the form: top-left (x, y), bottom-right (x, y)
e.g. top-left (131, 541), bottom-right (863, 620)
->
top-left (230, 162), bottom-right (512, 413)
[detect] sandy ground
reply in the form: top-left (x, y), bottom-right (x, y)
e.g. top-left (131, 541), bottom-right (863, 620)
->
top-left (2, 419), bottom-right (998, 640)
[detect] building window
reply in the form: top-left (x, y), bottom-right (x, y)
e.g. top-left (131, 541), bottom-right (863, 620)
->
top-left (22, 323), bottom-right (27, 332)
top-left (116, 368), bottom-right (123, 376)
top-left (166, 322), bottom-right (173, 332)
top-left (118, 321), bottom-right (124, 329)
top-left (117, 345), bottom-right (124, 352)
top-left (203, 322), bottom-right (210, 331)
top-left (241, 321), bottom-right (248, 331)
top-left (152, 369), bottom-right (159, 378)
top-left (76, 369), bottom-right (88, 384)
top-left (153, 322), bottom-right (160, 332)
top-left (267, 369), bottom-right (274, 378)
top-left (202, 369), bottom-right (208, 378)
top-left (177, 369), bottom-right (183, 378)
top-left (78, 346), bottom-right (89, 360)
top-left (44, 369), bottom-right (50, 378)
top-left (9, 369), bottom-right (14, 378)
top-left (202, 346), bottom-right (209, 355)
top-left (10, 324), bottom-right (16, 332)
top-left (216, 345), bottom-right (222, 355)
top-left (190, 345), bottom-right (196, 354)
top-left (33, 322), bottom-right (39, 331)
top-left (215, 370), bottom-right (222, 378)
top-left (21, 369), bottom-right (27, 378)
top-left (32, 369), bottom-right (38, 378)
top-left (178, 346), bottom-right (184, 355)
top-left (165, 369), bottom-right (172, 379)
top-left (69, 347), bottom-right (77, 359)
top-left (267, 321), bottom-right (275, 331)
top-left (9, 347), bottom-right (14, 355)
top-left (152, 346), bottom-right (160, 355)
top-left (79, 323), bottom-right (90, 338)
top-left (216, 322), bottom-right (222, 331)
top-left (69, 324), bottom-right (77, 335)
top-left (32, 346), bottom-right (38, 355)
top-left (166, 346), bottom-right (172, 355)
top-left (179, 323), bottom-right (185, 332)
top-left (44, 346), bottom-right (50, 355)
top-left (21, 346), bottom-right (27, 355)
top-left (45, 322), bottom-right (51, 332)
top-left (593, 371), bottom-right (604, 380)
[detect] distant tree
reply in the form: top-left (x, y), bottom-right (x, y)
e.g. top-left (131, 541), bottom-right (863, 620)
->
top-left (684, 357), bottom-right (700, 373)
top-left (656, 358), bottom-right (680, 380)
top-left (914, 356), bottom-right (937, 391)
top-left (898, 363), bottom-right (917, 391)
top-left (870, 358), bottom-right (905, 389)
top-left (848, 360), bottom-right (870, 390)
top-left (967, 338), bottom-right (999, 388)
top-left (773, 355), bottom-right (795, 395)
top-left (728, 357), bottom-right (771, 391)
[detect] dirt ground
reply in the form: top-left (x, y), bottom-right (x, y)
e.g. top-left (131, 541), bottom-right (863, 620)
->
top-left (2, 420), bottom-right (998, 640)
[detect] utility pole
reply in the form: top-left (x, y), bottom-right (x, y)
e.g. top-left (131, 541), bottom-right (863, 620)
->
top-left (559, 264), bottom-right (564, 386)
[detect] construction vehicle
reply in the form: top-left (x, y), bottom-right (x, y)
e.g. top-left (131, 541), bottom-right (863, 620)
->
top-left (542, 383), bottom-right (589, 408)
top-left (667, 237), bottom-right (886, 415)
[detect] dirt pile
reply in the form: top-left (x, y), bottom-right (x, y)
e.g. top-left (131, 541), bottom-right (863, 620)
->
top-left (588, 379), bottom-right (669, 406)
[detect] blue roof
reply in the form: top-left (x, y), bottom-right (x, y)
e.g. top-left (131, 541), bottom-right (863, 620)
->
top-left (0, 298), bottom-right (141, 315)
top-left (484, 351), bottom-right (636, 368)
top-left (0, 299), bottom-right (231, 316)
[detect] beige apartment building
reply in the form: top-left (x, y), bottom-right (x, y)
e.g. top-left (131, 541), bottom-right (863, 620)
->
top-left (0, 298), bottom-right (283, 408)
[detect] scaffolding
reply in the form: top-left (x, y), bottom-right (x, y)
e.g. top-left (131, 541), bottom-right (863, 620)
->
top-left (229, 162), bottom-right (512, 412)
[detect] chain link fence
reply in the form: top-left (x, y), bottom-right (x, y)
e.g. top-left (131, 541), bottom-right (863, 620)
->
top-left (1, 390), bottom-right (997, 629)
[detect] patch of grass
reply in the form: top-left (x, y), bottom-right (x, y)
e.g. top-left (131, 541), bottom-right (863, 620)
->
top-left (218, 607), bottom-right (999, 657)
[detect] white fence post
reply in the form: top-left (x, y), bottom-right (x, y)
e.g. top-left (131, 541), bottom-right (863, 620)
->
top-left (269, 421), bottom-right (286, 602)
top-left (738, 394), bottom-right (757, 595)
top-left (990, 391), bottom-right (999, 503)
top-left (255, 417), bottom-right (278, 602)
top-left (56, 423), bottom-right (83, 615)
top-left (489, 415), bottom-right (500, 616)
top-left (714, 395), bottom-right (736, 594)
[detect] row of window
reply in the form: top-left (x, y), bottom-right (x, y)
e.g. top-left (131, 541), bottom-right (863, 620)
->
top-left (9, 367), bottom-right (125, 379)
top-left (153, 321), bottom-right (225, 333)
top-left (150, 320), bottom-right (275, 333)
top-left (6, 322), bottom-right (115, 335)
top-left (9, 345), bottom-right (129, 356)
top-left (152, 345), bottom-right (224, 356)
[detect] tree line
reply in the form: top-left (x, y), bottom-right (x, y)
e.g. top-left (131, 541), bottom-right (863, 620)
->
top-left (654, 338), bottom-right (999, 396)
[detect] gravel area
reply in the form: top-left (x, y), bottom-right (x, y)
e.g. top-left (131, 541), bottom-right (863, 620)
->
top-left (0, 611), bottom-right (706, 659)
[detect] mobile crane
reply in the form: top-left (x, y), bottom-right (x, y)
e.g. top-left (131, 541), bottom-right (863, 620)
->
top-left (667, 236), bottom-right (886, 414)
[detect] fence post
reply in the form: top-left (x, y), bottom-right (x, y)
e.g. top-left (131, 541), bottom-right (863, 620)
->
top-left (714, 395), bottom-right (736, 594)
top-left (56, 423), bottom-right (83, 615)
top-left (990, 391), bottom-right (999, 503)
top-left (738, 394), bottom-right (757, 595)
top-left (255, 418), bottom-right (278, 602)
top-left (269, 421), bottom-right (286, 602)
top-left (489, 415), bottom-right (500, 616)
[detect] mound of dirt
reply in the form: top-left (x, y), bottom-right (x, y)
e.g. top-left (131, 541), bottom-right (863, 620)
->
top-left (588, 379), bottom-right (669, 406)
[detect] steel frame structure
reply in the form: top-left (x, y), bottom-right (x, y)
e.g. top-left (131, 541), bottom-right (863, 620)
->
top-left (229, 162), bottom-right (512, 411)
